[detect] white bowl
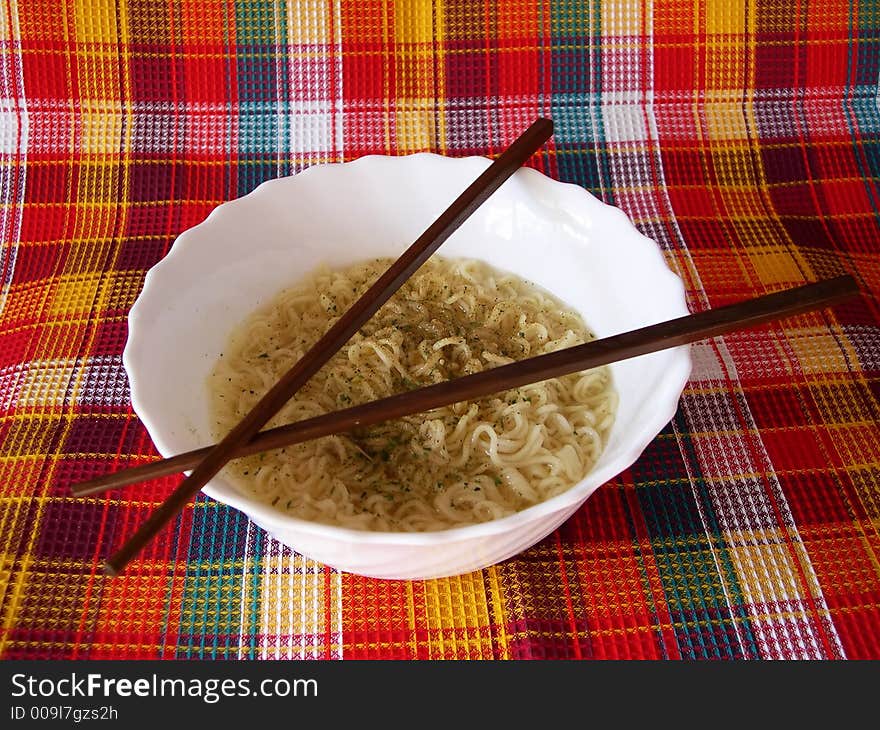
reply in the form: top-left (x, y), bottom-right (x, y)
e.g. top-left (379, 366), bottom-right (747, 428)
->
top-left (124, 154), bottom-right (691, 580)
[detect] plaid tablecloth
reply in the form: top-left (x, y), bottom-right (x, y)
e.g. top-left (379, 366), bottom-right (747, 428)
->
top-left (1, 0), bottom-right (878, 660)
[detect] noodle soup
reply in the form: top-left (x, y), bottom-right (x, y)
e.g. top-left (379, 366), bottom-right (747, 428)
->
top-left (208, 257), bottom-right (617, 532)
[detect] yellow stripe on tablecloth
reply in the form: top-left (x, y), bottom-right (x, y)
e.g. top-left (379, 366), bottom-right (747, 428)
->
top-left (257, 544), bottom-right (342, 659)
top-left (420, 572), bottom-right (499, 659)
top-left (286, 0), bottom-right (331, 45)
top-left (706, 0), bottom-right (746, 37)
top-left (435, 0), bottom-right (446, 153)
top-left (0, 3), bottom-right (10, 39)
top-left (484, 564), bottom-right (510, 658)
top-left (751, 248), bottom-right (815, 287)
top-left (48, 273), bottom-right (108, 316)
top-left (394, 0), bottom-right (438, 153)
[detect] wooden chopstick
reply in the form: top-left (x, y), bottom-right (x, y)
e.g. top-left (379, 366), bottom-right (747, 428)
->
top-left (74, 274), bottom-right (859, 499)
top-left (101, 118), bottom-right (554, 576)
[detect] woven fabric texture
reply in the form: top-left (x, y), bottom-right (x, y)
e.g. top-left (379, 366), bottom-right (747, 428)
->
top-left (1, 0), bottom-right (878, 660)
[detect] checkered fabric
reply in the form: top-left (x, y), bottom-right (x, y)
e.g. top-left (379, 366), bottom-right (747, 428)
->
top-left (1, 0), bottom-right (878, 660)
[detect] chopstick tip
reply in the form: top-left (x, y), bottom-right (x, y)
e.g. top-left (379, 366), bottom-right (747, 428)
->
top-left (533, 116), bottom-right (553, 138)
top-left (102, 560), bottom-right (120, 577)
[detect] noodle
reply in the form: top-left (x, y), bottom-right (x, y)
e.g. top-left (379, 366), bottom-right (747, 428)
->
top-left (208, 257), bottom-right (617, 532)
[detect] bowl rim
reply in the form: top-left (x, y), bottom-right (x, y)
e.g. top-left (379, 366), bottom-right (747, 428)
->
top-left (125, 152), bottom-right (692, 546)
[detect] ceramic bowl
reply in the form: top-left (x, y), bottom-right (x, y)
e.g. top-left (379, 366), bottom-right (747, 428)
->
top-left (124, 154), bottom-right (691, 579)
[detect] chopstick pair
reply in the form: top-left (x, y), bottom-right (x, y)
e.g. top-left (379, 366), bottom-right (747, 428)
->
top-left (95, 118), bottom-right (557, 576)
top-left (74, 273), bottom-right (859, 502)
